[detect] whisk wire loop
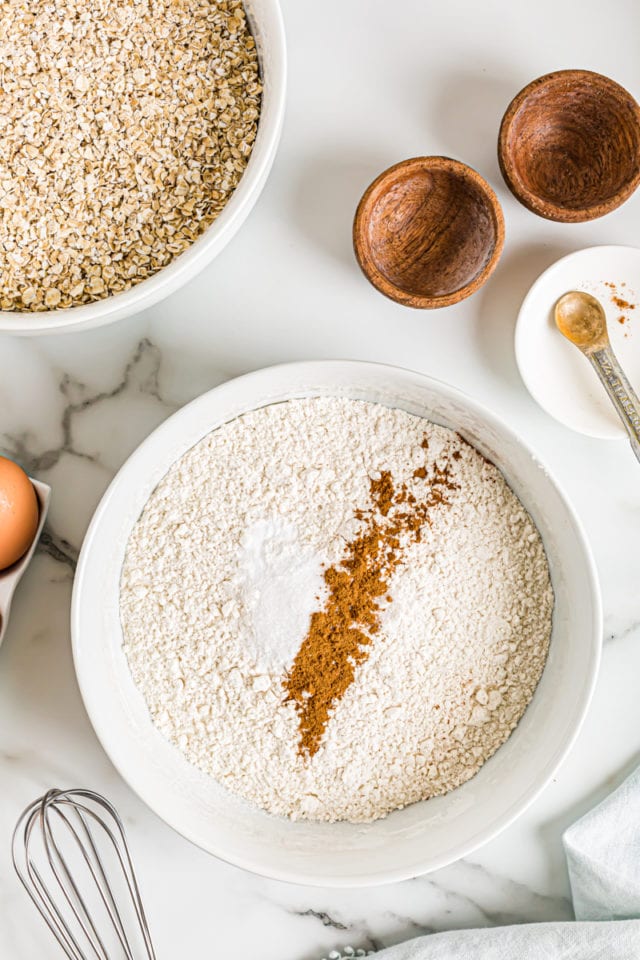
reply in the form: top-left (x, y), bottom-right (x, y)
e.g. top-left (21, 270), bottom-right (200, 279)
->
top-left (43, 802), bottom-right (129, 959)
top-left (18, 798), bottom-right (85, 960)
top-left (12, 788), bottom-right (157, 960)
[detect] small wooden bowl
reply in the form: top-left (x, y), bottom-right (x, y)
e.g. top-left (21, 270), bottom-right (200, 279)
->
top-left (499, 70), bottom-right (640, 223)
top-left (353, 157), bottom-right (505, 309)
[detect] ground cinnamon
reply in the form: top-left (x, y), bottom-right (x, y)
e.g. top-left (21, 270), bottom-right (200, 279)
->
top-left (283, 448), bottom-right (458, 757)
top-left (603, 281), bottom-right (637, 325)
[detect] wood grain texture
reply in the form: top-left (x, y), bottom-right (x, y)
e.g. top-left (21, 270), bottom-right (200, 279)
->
top-left (353, 157), bottom-right (505, 309)
top-left (499, 69), bottom-right (640, 223)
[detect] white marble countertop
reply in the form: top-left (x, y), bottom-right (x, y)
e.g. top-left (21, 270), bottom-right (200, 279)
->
top-left (2, 0), bottom-right (640, 956)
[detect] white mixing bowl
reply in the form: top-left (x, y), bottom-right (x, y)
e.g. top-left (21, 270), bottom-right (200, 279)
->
top-left (0, 0), bottom-right (286, 336)
top-left (72, 361), bottom-right (601, 886)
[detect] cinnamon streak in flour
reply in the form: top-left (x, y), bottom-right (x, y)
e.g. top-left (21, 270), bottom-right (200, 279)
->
top-left (283, 447), bottom-right (458, 757)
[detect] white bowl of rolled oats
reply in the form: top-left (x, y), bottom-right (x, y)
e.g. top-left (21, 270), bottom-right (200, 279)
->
top-left (0, 0), bottom-right (285, 335)
top-left (72, 361), bottom-right (601, 885)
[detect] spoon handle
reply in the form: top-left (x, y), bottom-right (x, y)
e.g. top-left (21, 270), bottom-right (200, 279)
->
top-left (588, 346), bottom-right (640, 464)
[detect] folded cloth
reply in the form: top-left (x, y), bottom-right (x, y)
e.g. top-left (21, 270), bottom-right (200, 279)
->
top-left (564, 765), bottom-right (640, 922)
top-left (327, 766), bottom-right (640, 959)
top-left (370, 921), bottom-right (640, 959)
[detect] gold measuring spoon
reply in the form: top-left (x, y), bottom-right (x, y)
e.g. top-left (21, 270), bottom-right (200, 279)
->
top-left (555, 291), bottom-right (640, 463)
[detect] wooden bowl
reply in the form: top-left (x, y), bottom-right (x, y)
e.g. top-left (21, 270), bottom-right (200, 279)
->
top-left (499, 70), bottom-right (640, 223)
top-left (353, 157), bottom-right (505, 309)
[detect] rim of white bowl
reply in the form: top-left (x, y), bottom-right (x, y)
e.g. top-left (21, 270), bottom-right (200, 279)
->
top-left (71, 361), bottom-right (602, 886)
top-left (0, 0), bottom-right (287, 337)
top-left (514, 244), bottom-right (639, 440)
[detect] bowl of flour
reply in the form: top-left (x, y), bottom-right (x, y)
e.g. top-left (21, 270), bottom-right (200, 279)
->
top-left (72, 361), bottom-right (601, 885)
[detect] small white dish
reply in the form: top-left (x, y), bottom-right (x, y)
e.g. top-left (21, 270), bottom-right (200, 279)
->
top-left (0, 0), bottom-right (286, 336)
top-left (72, 362), bottom-right (601, 887)
top-left (0, 478), bottom-right (51, 648)
top-left (516, 245), bottom-right (640, 439)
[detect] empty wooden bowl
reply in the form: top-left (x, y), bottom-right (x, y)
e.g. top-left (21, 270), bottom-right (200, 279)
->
top-left (499, 69), bottom-right (640, 222)
top-left (353, 157), bottom-right (505, 309)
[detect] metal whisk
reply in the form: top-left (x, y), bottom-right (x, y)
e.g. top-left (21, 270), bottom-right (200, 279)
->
top-left (12, 788), bottom-right (157, 960)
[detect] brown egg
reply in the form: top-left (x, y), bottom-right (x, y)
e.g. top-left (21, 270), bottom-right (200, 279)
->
top-left (0, 456), bottom-right (39, 571)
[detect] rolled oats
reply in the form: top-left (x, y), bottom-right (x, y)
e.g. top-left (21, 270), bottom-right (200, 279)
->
top-left (0, 0), bottom-right (262, 312)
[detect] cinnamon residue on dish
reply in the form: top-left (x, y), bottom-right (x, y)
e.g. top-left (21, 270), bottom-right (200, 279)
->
top-left (283, 443), bottom-right (458, 758)
top-left (603, 280), bottom-right (636, 326)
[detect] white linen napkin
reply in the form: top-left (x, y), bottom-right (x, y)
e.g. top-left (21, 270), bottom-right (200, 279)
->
top-left (327, 765), bottom-right (640, 959)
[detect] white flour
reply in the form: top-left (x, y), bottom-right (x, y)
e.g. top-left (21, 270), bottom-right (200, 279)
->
top-left (121, 397), bottom-right (553, 823)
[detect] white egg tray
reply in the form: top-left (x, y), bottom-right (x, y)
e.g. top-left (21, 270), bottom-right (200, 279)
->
top-left (0, 478), bottom-right (51, 648)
